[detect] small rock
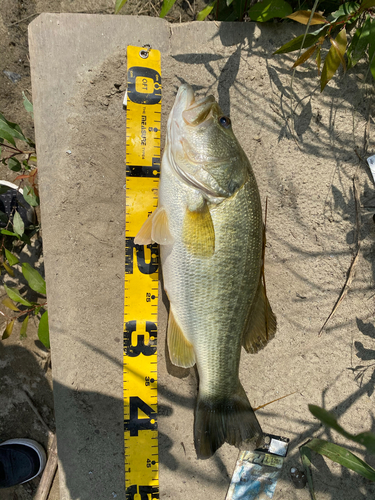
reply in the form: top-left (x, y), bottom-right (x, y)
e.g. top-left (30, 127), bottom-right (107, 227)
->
top-left (3, 70), bottom-right (22, 83)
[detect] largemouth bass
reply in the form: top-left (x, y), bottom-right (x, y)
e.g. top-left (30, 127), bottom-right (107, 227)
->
top-left (135, 83), bottom-right (276, 459)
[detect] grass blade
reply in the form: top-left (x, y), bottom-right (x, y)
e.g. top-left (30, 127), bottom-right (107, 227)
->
top-left (300, 445), bottom-right (317, 500)
top-left (159, 0), bottom-right (177, 18)
top-left (114, 0), bottom-right (128, 14)
top-left (197, 0), bottom-right (217, 20)
top-left (303, 438), bottom-right (375, 481)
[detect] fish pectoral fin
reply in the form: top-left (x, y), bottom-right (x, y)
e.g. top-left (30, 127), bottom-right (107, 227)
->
top-left (167, 309), bottom-right (196, 368)
top-left (182, 203), bottom-right (215, 258)
top-left (134, 207), bottom-right (173, 246)
top-left (242, 278), bottom-right (277, 354)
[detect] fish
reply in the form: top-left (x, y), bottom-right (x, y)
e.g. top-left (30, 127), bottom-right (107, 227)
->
top-left (134, 83), bottom-right (276, 459)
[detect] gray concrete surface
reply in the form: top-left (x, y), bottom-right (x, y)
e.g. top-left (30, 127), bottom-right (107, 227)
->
top-left (29, 13), bottom-right (375, 500)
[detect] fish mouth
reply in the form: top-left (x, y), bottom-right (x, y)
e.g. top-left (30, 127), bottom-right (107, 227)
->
top-left (166, 84), bottom-right (229, 200)
top-left (172, 84), bottom-right (216, 127)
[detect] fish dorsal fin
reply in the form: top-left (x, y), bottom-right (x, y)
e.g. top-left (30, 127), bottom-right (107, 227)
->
top-left (182, 203), bottom-right (215, 258)
top-left (242, 277), bottom-right (277, 354)
top-left (167, 309), bottom-right (196, 368)
top-left (134, 207), bottom-right (173, 246)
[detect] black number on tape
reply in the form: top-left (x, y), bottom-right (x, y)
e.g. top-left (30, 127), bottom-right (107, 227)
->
top-left (125, 237), bottom-right (158, 275)
top-left (125, 396), bottom-right (157, 436)
top-left (127, 66), bottom-right (161, 105)
top-left (124, 321), bottom-right (157, 357)
top-left (126, 485), bottom-right (159, 500)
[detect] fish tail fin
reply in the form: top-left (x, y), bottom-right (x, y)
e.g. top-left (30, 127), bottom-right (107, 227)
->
top-left (194, 384), bottom-right (263, 459)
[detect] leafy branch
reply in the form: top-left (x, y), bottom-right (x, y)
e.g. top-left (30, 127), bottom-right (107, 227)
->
top-left (0, 97), bottom-right (49, 348)
top-left (274, 0), bottom-right (375, 90)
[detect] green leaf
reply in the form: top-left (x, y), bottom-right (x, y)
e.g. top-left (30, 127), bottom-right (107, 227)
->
top-left (292, 45), bottom-right (317, 67)
top-left (197, 0), bottom-right (217, 20)
top-left (4, 284), bottom-right (34, 307)
top-left (1, 229), bottom-right (20, 238)
top-left (330, 1), bottom-right (360, 21)
top-left (13, 211), bottom-right (24, 237)
top-left (0, 112), bottom-right (27, 146)
top-left (2, 319), bottom-right (15, 340)
top-left (21, 263), bottom-right (46, 295)
top-left (286, 10), bottom-right (327, 25)
top-left (360, 0), bottom-right (375, 10)
top-left (321, 28), bottom-right (347, 91)
top-left (249, 0), bottom-right (292, 21)
top-left (34, 305), bottom-right (41, 315)
top-left (8, 157), bottom-right (22, 172)
top-left (2, 260), bottom-right (14, 276)
top-left (22, 91), bottom-right (33, 118)
top-left (20, 233), bottom-right (31, 245)
top-left (159, 0), bottom-right (177, 17)
top-left (22, 91), bottom-right (34, 118)
top-left (309, 405), bottom-right (375, 454)
top-left (300, 445), bottom-right (317, 500)
top-left (274, 24), bottom-right (328, 54)
top-left (301, 438), bottom-right (375, 481)
top-left (114, 0), bottom-right (128, 14)
top-left (5, 248), bottom-right (19, 266)
top-left (20, 314), bottom-right (29, 338)
top-left (38, 311), bottom-right (50, 348)
top-left (23, 185), bottom-right (39, 207)
top-left (2, 297), bottom-right (20, 311)
top-left (0, 210), bottom-right (8, 225)
top-left (347, 15), bottom-right (372, 68)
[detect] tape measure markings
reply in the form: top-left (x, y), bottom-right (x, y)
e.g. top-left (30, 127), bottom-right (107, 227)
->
top-left (124, 45), bottom-right (161, 500)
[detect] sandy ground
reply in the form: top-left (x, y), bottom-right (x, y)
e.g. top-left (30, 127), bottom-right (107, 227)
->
top-left (1, 1), bottom-right (375, 500)
top-left (0, 2), bottom-right (197, 499)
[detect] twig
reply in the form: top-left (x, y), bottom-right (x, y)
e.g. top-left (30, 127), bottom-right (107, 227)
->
top-left (7, 13), bottom-right (38, 27)
top-left (23, 389), bottom-right (53, 439)
top-left (34, 434), bottom-right (58, 500)
top-left (254, 391), bottom-right (298, 411)
top-left (23, 389), bottom-right (58, 500)
top-left (318, 176), bottom-right (361, 336)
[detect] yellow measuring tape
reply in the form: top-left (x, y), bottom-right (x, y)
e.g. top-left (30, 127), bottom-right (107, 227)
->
top-left (124, 45), bottom-right (161, 500)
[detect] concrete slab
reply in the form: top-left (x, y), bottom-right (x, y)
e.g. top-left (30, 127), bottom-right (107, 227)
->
top-left (29, 13), bottom-right (375, 500)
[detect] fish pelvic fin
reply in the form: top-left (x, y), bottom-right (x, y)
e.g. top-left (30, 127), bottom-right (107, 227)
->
top-left (194, 384), bottom-right (263, 459)
top-left (182, 203), bottom-right (215, 258)
top-left (242, 277), bottom-right (277, 354)
top-left (167, 308), bottom-right (196, 368)
top-left (134, 206), bottom-right (174, 246)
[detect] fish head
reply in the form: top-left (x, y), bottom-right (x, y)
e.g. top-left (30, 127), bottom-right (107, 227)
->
top-left (166, 83), bottom-right (249, 200)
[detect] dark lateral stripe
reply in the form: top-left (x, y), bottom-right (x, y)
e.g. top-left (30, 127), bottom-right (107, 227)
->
top-left (126, 165), bottom-right (160, 178)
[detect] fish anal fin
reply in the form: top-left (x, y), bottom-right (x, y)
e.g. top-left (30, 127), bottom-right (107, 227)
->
top-left (167, 309), bottom-right (196, 368)
top-left (134, 207), bottom-right (173, 246)
top-left (182, 203), bottom-right (215, 258)
top-left (242, 278), bottom-right (277, 354)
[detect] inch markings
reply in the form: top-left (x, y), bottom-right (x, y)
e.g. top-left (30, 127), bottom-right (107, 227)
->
top-left (124, 45), bottom-right (161, 500)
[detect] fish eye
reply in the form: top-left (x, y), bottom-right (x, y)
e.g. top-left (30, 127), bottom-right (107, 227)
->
top-left (219, 116), bottom-right (231, 128)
